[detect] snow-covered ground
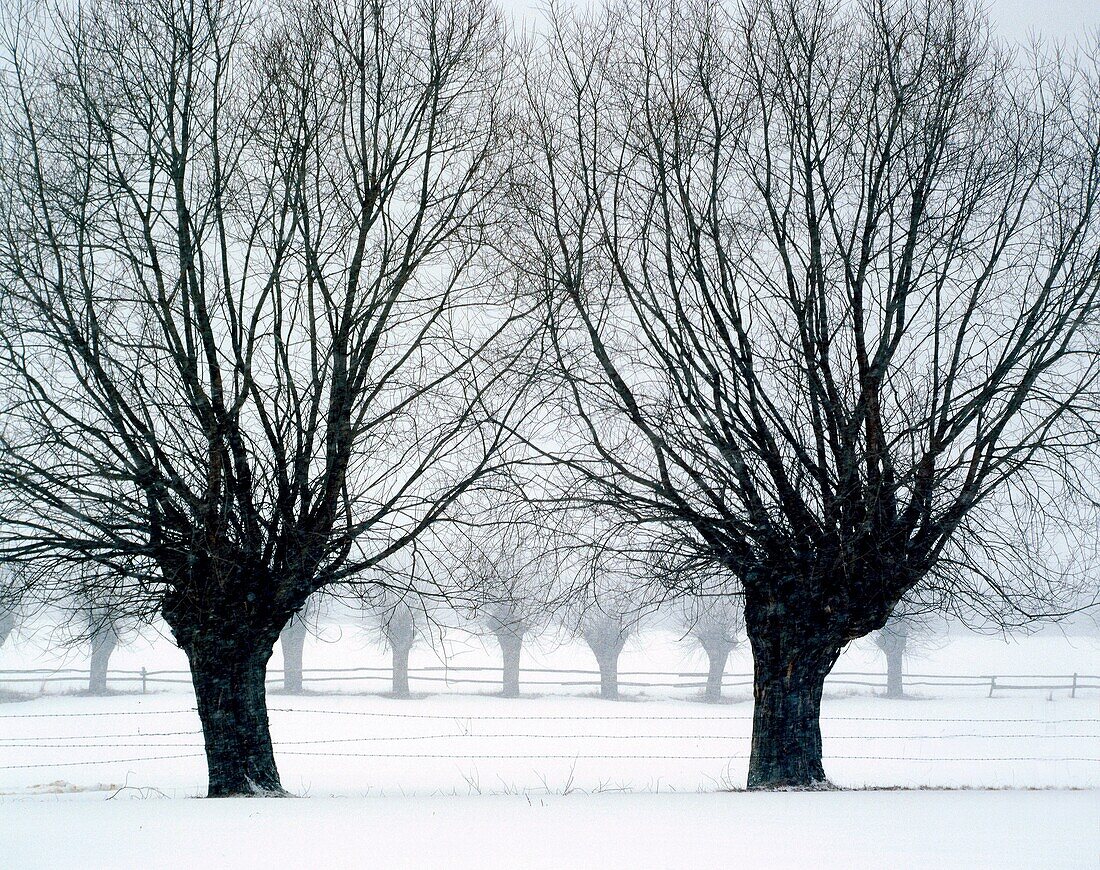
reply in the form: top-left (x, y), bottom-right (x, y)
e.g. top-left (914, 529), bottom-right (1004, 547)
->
top-left (1, 790), bottom-right (1097, 870)
top-left (1, 691), bottom-right (1098, 795)
top-left (1, 624), bottom-right (1097, 867)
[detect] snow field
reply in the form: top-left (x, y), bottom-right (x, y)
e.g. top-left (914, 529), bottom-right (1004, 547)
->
top-left (0, 790), bottom-right (1096, 870)
top-left (1, 627), bottom-right (1097, 868)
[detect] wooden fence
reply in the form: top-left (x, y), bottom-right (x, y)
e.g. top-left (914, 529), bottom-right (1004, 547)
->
top-left (1, 665), bottom-right (1097, 698)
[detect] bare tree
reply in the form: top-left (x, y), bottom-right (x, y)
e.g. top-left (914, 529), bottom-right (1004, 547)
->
top-left (365, 584), bottom-right (433, 698)
top-left (456, 503), bottom-right (564, 697)
top-left (0, 592), bottom-right (15, 649)
top-left (0, 566), bottom-right (21, 648)
top-left (516, 0), bottom-right (1100, 787)
top-left (86, 616), bottom-right (119, 695)
top-left (0, 0), bottom-right (524, 795)
top-left (676, 593), bottom-right (743, 703)
top-left (874, 613), bottom-right (914, 699)
top-left (569, 565), bottom-right (650, 700)
top-left (278, 595), bottom-right (319, 694)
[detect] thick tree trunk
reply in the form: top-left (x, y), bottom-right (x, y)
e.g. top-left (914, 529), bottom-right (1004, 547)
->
top-left (279, 617), bottom-right (307, 694)
top-left (391, 641), bottom-right (412, 697)
top-left (702, 642), bottom-right (732, 703)
top-left (744, 592), bottom-right (843, 789)
top-left (184, 640), bottom-right (284, 797)
top-left (496, 631), bottom-right (523, 698)
top-left (88, 624), bottom-right (118, 695)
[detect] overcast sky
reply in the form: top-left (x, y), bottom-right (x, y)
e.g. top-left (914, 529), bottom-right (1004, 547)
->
top-left (499, 1), bottom-right (1100, 45)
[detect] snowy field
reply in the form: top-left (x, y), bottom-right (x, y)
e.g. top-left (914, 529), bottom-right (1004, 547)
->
top-left (1, 791), bottom-right (1097, 870)
top-left (1, 626), bottom-right (1098, 867)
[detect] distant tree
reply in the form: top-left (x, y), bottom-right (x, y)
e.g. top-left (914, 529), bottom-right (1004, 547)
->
top-left (367, 586), bottom-right (431, 698)
top-left (0, 600), bottom-right (15, 649)
top-left (516, 0), bottom-right (1100, 788)
top-left (86, 615), bottom-right (119, 696)
top-left (0, 610), bottom-right (12, 648)
top-left (278, 596), bottom-right (320, 695)
top-left (676, 593), bottom-right (743, 703)
top-left (874, 615), bottom-right (911, 700)
top-left (871, 590), bottom-right (945, 699)
top-left (570, 563), bottom-right (651, 700)
top-left (458, 504), bottom-right (564, 697)
top-left (0, 0), bottom-right (525, 795)
top-left (0, 568), bottom-right (19, 648)
top-left (649, 545), bottom-right (744, 702)
top-left (54, 568), bottom-right (134, 696)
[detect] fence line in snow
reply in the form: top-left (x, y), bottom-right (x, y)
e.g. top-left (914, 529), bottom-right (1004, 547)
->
top-left (1, 666), bottom-right (1098, 697)
top-left (2, 751), bottom-right (1099, 771)
top-left (3, 705), bottom-right (1099, 771)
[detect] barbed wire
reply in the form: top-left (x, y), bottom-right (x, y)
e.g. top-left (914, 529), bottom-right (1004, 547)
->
top-left (0, 709), bottom-right (194, 718)
top-left (3, 751), bottom-right (1098, 770)
top-left (3, 732), bottom-right (1100, 749)
top-left (0, 753), bottom-right (203, 769)
top-left (2, 706), bottom-right (1098, 725)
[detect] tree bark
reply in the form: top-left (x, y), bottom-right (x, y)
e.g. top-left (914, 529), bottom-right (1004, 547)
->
top-left (702, 642), bottom-right (732, 703)
top-left (279, 617), bottom-right (307, 694)
top-left (184, 640), bottom-right (284, 796)
top-left (744, 593), bottom-right (843, 789)
top-left (88, 624), bottom-right (118, 695)
top-left (391, 641), bottom-right (412, 697)
top-left (496, 631), bottom-right (523, 698)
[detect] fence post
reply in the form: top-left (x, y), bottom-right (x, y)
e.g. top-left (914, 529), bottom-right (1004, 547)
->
top-left (987, 675), bottom-right (996, 698)
top-left (141, 667), bottom-right (147, 695)
top-left (1071, 673), bottom-right (1077, 699)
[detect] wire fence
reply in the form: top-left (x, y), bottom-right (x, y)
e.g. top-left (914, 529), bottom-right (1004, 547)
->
top-left (1, 706), bottom-right (1098, 771)
top-left (1, 665), bottom-right (1098, 698)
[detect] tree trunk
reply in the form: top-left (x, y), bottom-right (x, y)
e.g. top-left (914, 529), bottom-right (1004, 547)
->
top-left (391, 641), bottom-right (412, 697)
top-left (589, 644), bottom-right (624, 700)
top-left (0, 608), bottom-right (15, 648)
top-left (702, 642), bottom-right (732, 703)
top-left (184, 640), bottom-right (284, 797)
top-left (877, 623), bottom-right (908, 699)
top-left (885, 642), bottom-right (904, 698)
top-left (497, 631), bottom-right (523, 698)
top-left (88, 624), bottom-right (118, 695)
top-left (279, 617), bottom-right (307, 694)
top-left (744, 594), bottom-right (843, 789)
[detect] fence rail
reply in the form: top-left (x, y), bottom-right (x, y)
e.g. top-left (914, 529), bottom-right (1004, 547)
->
top-left (1, 665), bottom-right (1097, 698)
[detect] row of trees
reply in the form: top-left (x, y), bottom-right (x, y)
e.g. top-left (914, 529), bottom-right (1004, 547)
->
top-left (0, 0), bottom-right (1097, 794)
top-left (4, 580), bottom-right (929, 704)
top-left (284, 589), bottom-right (743, 702)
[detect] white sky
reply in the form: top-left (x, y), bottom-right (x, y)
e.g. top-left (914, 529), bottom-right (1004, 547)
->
top-left (498, 1), bottom-right (1100, 46)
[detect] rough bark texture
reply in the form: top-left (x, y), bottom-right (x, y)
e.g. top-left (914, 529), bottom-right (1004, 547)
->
top-left (744, 590), bottom-right (844, 789)
top-left (88, 624), bottom-right (118, 695)
top-left (279, 617), bottom-right (308, 693)
top-left (184, 640), bottom-right (283, 796)
top-left (701, 641), bottom-right (733, 703)
top-left (164, 584), bottom-right (290, 797)
top-left (496, 630), bottom-right (524, 698)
